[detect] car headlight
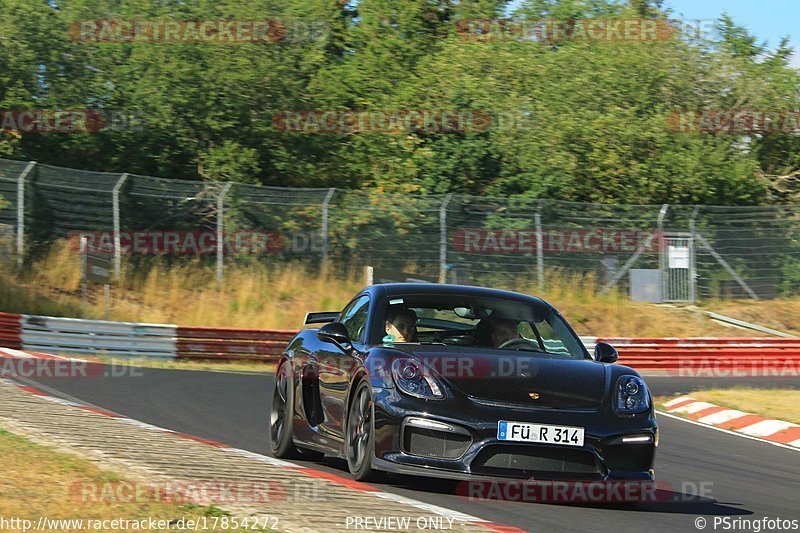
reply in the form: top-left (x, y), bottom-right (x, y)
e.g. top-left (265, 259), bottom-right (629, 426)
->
top-left (615, 375), bottom-right (650, 414)
top-left (391, 359), bottom-right (444, 400)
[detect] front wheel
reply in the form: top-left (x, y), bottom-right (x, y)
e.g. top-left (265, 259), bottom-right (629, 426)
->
top-left (346, 381), bottom-right (379, 481)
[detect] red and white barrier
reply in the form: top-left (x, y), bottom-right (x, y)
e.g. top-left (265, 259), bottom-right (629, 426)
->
top-left (175, 326), bottom-right (296, 360)
top-left (584, 337), bottom-right (800, 373)
top-left (0, 312), bottom-right (22, 349)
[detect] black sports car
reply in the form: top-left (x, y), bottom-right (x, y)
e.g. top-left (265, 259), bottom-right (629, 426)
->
top-left (269, 283), bottom-right (657, 482)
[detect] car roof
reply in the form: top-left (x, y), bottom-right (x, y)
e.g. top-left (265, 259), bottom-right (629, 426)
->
top-left (367, 283), bottom-right (552, 308)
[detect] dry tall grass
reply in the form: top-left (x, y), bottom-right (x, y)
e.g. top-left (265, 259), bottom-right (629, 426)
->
top-left (0, 241), bottom-right (791, 336)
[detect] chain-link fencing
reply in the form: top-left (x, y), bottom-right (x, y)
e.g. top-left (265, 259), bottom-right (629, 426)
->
top-left (1, 157), bottom-right (798, 301)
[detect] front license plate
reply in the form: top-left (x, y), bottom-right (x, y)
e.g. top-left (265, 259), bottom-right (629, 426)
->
top-left (497, 421), bottom-right (585, 447)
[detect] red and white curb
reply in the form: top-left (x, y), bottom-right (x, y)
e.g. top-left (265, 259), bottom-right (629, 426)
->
top-left (0, 347), bottom-right (81, 360)
top-left (0, 376), bottom-right (525, 533)
top-left (663, 396), bottom-right (800, 449)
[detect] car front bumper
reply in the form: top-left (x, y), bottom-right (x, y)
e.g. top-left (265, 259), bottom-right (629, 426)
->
top-left (372, 387), bottom-right (657, 482)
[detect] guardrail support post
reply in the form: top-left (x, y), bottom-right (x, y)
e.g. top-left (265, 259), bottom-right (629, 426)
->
top-left (439, 193), bottom-right (453, 284)
top-left (16, 161), bottom-right (36, 269)
top-left (216, 182), bottom-right (233, 282)
top-left (112, 173), bottom-right (129, 279)
top-left (321, 187), bottom-right (336, 273)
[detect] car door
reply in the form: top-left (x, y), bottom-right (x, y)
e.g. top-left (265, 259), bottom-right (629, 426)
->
top-left (317, 294), bottom-right (370, 442)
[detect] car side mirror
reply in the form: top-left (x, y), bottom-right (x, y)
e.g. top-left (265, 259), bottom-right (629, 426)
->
top-left (594, 342), bottom-right (619, 364)
top-left (317, 322), bottom-right (352, 353)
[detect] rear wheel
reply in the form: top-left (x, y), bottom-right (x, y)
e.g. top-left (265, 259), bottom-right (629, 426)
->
top-left (269, 363), bottom-right (296, 458)
top-left (346, 381), bottom-right (379, 481)
top-left (269, 362), bottom-right (324, 460)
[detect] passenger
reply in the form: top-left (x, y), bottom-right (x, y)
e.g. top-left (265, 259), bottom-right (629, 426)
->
top-left (385, 307), bottom-right (418, 343)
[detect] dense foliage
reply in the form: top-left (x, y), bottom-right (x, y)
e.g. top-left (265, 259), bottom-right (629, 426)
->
top-left (1, 0), bottom-right (798, 205)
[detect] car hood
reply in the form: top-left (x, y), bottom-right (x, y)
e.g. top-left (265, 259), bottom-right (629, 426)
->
top-left (397, 346), bottom-right (608, 409)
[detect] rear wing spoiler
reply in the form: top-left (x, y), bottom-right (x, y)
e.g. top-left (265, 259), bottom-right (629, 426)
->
top-left (304, 312), bottom-right (339, 325)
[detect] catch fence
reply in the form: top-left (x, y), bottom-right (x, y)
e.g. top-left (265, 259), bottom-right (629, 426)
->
top-left (1, 158), bottom-right (798, 301)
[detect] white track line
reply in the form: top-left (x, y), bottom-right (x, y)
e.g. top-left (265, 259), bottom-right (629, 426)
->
top-left (656, 410), bottom-right (800, 452)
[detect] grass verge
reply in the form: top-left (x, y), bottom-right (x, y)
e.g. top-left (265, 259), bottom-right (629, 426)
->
top-left (0, 426), bottom-right (268, 532)
top-left (657, 388), bottom-right (800, 425)
top-left (2, 241), bottom-right (784, 337)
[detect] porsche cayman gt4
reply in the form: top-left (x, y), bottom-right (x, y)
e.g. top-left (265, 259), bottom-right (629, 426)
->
top-left (269, 283), bottom-right (657, 482)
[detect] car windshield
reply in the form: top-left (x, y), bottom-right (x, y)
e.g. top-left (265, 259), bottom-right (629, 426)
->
top-left (377, 293), bottom-right (587, 359)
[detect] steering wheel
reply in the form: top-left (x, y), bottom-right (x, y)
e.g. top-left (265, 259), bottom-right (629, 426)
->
top-left (498, 338), bottom-right (540, 350)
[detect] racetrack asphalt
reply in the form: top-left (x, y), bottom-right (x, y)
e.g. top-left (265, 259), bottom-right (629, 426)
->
top-left (17, 365), bottom-right (800, 532)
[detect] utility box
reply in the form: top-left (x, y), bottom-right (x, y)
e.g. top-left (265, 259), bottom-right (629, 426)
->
top-left (630, 269), bottom-right (662, 303)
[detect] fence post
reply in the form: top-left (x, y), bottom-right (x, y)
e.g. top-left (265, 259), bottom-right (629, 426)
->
top-left (15, 161), bottom-right (36, 269)
top-left (321, 187), bottom-right (336, 272)
top-left (439, 193), bottom-right (453, 284)
top-left (602, 204), bottom-right (669, 294)
top-left (112, 173), bottom-right (129, 279)
top-left (657, 203), bottom-right (669, 302)
top-left (535, 208), bottom-right (544, 291)
top-left (216, 182), bottom-right (233, 282)
top-left (80, 236), bottom-right (88, 319)
top-left (689, 206), bottom-right (699, 303)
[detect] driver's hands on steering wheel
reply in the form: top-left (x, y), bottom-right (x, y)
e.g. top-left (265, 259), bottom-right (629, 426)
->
top-left (498, 337), bottom-right (539, 350)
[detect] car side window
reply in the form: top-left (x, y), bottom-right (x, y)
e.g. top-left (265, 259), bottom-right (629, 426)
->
top-left (339, 295), bottom-right (370, 343)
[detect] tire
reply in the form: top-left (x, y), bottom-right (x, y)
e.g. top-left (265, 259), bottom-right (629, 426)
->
top-left (345, 380), bottom-right (379, 481)
top-left (269, 362), bottom-right (299, 458)
top-left (269, 362), bottom-right (325, 461)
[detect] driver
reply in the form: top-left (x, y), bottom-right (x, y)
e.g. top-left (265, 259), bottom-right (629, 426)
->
top-left (490, 318), bottom-right (520, 348)
top-left (385, 307), bottom-right (418, 343)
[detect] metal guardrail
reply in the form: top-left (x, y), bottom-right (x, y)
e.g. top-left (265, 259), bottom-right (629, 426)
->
top-left (21, 315), bottom-right (177, 358)
top-left (705, 312), bottom-right (796, 338)
top-left (0, 313), bottom-right (293, 360)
